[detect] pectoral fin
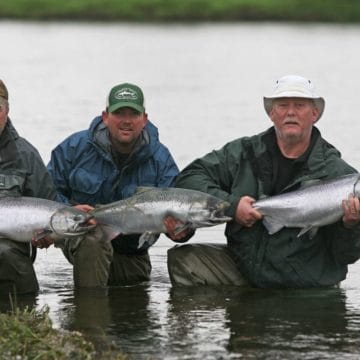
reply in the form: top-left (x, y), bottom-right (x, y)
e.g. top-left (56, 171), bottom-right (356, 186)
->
top-left (263, 216), bottom-right (319, 239)
top-left (262, 217), bottom-right (284, 235)
top-left (138, 232), bottom-right (158, 249)
top-left (98, 224), bottom-right (123, 242)
top-left (32, 229), bottom-right (52, 241)
top-left (297, 226), bottom-right (319, 239)
top-left (173, 222), bottom-right (191, 235)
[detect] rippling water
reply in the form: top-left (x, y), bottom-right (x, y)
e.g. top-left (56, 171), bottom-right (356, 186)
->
top-left (1, 20), bottom-right (360, 359)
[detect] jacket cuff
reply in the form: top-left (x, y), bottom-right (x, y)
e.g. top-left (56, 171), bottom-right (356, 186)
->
top-left (225, 197), bottom-right (241, 219)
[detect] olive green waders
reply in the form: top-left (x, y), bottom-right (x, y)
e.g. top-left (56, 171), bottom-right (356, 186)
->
top-left (167, 243), bottom-right (248, 287)
top-left (58, 227), bottom-right (151, 287)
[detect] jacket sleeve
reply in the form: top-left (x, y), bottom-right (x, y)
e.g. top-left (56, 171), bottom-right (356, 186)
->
top-left (326, 222), bottom-right (360, 265)
top-left (19, 140), bottom-right (57, 201)
top-left (176, 143), bottom-right (241, 218)
top-left (47, 141), bottom-right (73, 204)
top-left (156, 146), bottom-right (180, 188)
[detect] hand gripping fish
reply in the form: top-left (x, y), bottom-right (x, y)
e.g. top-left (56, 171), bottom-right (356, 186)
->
top-left (0, 196), bottom-right (94, 242)
top-left (253, 173), bottom-right (360, 238)
top-left (92, 187), bottom-right (232, 248)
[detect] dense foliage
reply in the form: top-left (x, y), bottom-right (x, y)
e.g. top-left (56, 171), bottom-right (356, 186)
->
top-left (0, 306), bottom-right (128, 360)
top-left (0, 0), bottom-right (359, 22)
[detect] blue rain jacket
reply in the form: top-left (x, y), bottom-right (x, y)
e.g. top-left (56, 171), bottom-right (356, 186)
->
top-left (48, 116), bottom-right (179, 254)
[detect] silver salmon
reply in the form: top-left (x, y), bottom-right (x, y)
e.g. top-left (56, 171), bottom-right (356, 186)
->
top-left (0, 196), bottom-right (94, 242)
top-left (253, 173), bottom-right (360, 238)
top-left (92, 187), bottom-right (232, 247)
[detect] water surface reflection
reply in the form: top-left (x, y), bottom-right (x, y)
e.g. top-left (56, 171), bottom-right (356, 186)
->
top-left (1, 20), bottom-right (360, 359)
top-left (168, 287), bottom-right (360, 359)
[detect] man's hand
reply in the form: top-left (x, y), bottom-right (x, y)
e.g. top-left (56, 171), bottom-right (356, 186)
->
top-left (235, 196), bottom-right (263, 227)
top-left (32, 204), bottom-right (97, 249)
top-left (74, 204), bottom-right (97, 226)
top-left (31, 233), bottom-right (54, 249)
top-left (342, 194), bottom-right (360, 228)
top-left (164, 216), bottom-right (192, 241)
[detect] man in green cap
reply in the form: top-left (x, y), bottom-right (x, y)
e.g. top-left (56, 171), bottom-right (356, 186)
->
top-left (42, 83), bottom-right (180, 287)
top-left (0, 79), bottom-right (57, 294)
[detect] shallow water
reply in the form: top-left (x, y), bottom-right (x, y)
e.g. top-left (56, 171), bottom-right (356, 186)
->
top-left (32, 235), bottom-right (360, 360)
top-left (1, 20), bottom-right (360, 359)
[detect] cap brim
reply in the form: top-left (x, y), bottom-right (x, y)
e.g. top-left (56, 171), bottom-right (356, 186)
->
top-left (108, 102), bottom-right (145, 113)
top-left (263, 96), bottom-right (325, 122)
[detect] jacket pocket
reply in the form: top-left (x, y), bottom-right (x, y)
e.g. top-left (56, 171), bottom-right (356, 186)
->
top-left (69, 168), bottom-right (104, 203)
top-left (0, 173), bottom-right (25, 196)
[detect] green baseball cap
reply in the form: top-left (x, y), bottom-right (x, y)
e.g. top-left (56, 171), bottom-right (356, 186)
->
top-left (0, 80), bottom-right (8, 100)
top-left (106, 83), bottom-right (145, 113)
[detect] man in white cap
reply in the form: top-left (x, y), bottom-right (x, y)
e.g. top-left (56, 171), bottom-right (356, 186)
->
top-left (167, 75), bottom-right (360, 288)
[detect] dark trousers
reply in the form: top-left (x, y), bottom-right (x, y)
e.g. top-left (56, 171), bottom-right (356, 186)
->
top-left (0, 238), bottom-right (39, 294)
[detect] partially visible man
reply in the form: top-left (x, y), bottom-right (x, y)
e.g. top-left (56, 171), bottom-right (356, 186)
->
top-left (46, 83), bottom-right (179, 287)
top-left (169, 75), bottom-right (360, 288)
top-left (0, 79), bottom-right (57, 294)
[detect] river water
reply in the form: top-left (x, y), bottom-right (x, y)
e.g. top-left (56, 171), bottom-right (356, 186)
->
top-left (1, 21), bottom-right (360, 359)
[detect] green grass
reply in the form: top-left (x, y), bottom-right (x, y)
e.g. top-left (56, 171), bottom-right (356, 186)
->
top-left (0, 0), bottom-right (359, 22)
top-left (0, 305), bottom-right (128, 360)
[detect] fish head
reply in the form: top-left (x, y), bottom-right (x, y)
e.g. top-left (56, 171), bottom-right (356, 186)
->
top-left (50, 207), bottom-right (96, 236)
top-left (187, 197), bottom-right (232, 227)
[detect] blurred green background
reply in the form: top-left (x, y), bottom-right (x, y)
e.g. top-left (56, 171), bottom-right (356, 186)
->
top-left (0, 0), bottom-right (358, 22)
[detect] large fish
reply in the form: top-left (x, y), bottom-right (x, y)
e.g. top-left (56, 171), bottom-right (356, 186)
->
top-left (0, 196), bottom-right (94, 242)
top-left (253, 173), bottom-right (360, 238)
top-left (92, 187), bottom-right (232, 247)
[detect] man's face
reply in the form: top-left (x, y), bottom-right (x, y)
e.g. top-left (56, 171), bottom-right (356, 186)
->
top-left (270, 98), bottom-right (319, 143)
top-left (102, 107), bottom-right (148, 153)
top-left (0, 100), bottom-right (8, 135)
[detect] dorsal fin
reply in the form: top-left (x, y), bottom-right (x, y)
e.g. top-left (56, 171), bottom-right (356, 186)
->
top-left (134, 186), bottom-right (158, 195)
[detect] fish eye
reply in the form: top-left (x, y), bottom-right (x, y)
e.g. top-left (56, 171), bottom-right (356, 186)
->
top-left (73, 215), bottom-right (83, 222)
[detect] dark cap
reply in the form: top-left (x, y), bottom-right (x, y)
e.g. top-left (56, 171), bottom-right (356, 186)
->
top-left (0, 80), bottom-right (8, 100)
top-left (106, 83), bottom-right (145, 113)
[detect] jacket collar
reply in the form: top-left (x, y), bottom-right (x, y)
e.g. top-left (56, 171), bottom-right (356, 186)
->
top-left (259, 126), bottom-right (330, 175)
top-left (87, 116), bottom-right (159, 164)
top-left (0, 118), bottom-right (19, 144)
top-left (249, 126), bottom-right (337, 195)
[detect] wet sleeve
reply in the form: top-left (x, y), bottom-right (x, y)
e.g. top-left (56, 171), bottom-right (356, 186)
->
top-left (156, 147), bottom-right (180, 188)
top-left (20, 144), bottom-right (57, 200)
top-left (328, 223), bottom-right (360, 265)
top-left (176, 144), bottom-right (236, 205)
top-left (47, 143), bottom-right (73, 204)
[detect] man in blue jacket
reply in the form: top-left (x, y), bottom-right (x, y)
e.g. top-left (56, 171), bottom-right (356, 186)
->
top-left (46, 83), bottom-right (179, 287)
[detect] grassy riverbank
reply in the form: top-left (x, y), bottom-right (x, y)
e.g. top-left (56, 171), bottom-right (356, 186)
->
top-left (0, 306), bottom-right (127, 360)
top-left (0, 0), bottom-right (359, 22)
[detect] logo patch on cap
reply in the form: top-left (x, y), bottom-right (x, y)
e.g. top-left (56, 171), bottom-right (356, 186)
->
top-left (114, 88), bottom-right (138, 100)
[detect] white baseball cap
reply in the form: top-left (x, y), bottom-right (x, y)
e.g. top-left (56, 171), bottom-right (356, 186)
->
top-left (263, 75), bottom-right (325, 121)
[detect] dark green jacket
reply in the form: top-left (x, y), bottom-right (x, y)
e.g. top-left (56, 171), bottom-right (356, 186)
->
top-left (0, 119), bottom-right (56, 293)
top-left (176, 127), bottom-right (360, 288)
top-left (0, 119), bottom-right (56, 200)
